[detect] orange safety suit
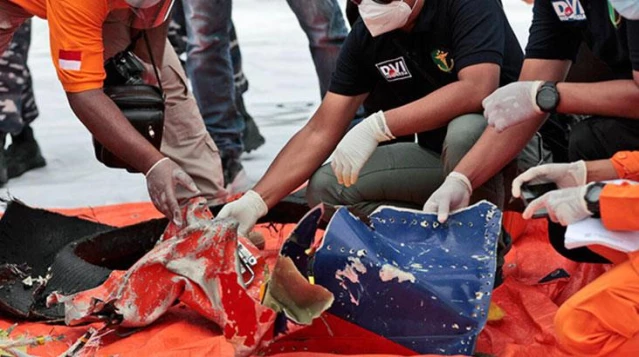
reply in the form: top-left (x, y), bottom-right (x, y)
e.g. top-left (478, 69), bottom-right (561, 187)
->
top-left (555, 151), bottom-right (639, 357)
top-left (0, 0), bottom-right (228, 205)
top-left (4, 0), bottom-right (130, 92)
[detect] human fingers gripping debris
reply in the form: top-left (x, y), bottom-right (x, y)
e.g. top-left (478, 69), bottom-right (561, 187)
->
top-left (145, 157), bottom-right (199, 226)
top-left (423, 172), bottom-right (472, 223)
top-left (216, 190), bottom-right (268, 237)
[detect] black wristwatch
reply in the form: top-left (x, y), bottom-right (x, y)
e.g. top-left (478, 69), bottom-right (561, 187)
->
top-left (584, 182), bottom-right (606, 218)
top-left (536, 81), bottom-right (560, 113)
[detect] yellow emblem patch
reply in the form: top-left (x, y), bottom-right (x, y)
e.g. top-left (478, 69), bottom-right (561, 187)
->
top-left (431, 49), bottom-right (455, 73)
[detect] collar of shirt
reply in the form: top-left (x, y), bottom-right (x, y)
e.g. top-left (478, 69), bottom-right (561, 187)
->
top-left (411, 0), bottom-right (438, 33)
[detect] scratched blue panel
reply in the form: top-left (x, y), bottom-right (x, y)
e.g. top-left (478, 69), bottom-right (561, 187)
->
top-left (313, 201), bottom-right (501, 355)
top-left (279, 204), bottom-right (324, 275)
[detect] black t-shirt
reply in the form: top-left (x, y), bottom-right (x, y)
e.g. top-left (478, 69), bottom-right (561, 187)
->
top-left (330, 0), bottom-right (523, 110)
top-left (329, 0), bottom-right (523, 149)
top-left (526, 0), bottom-right (639, 78)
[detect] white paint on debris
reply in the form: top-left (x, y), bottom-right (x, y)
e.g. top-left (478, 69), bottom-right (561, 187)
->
top-left (379, 264), bottom-right (416, 284)
top-left (335, 257), bottom-right (367, 284)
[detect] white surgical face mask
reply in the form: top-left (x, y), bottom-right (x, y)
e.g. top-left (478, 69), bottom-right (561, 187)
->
top-left (358, 0), bottom-right (415, 37)
top-left (609, 0), bottom-right (639, 20)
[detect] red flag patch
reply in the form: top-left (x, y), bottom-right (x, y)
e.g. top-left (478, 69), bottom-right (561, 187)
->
top-left (58, 50), bottom-right (82, 71)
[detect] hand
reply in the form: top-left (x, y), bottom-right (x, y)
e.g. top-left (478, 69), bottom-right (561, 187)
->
top-left (523, 185), bottom-right (592, 225)
top-left (331, 111), bottom-right (395, 187)
top-left (482, 81), bottom-right (544, 132)
top-left (146, 157), bottom-right (200, 226)
top-left (423, 172), bottom-right (472, 223)
top-left (216, 190), bottom-right (268, 237)
top-left (512, 161), bottom-right (587, 198)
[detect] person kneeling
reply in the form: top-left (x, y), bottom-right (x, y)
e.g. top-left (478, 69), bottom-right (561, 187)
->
top-left (511, 154), bottom-right (639, 357)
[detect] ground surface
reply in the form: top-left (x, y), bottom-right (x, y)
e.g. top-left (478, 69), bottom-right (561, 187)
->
top-left (1, 0), bottom-right (534, 209)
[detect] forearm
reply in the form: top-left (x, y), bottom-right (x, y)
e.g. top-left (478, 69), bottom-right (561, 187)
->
top-left (253, 92), bottom-right (361, 208)
top-left (384, 81), bottom-right (486, 135)
top-left (67, 89), bottom-right (163, 173)
top-left (453, 59), bottom-right (571, 187)
top-left (557, 80), bottom-right (639, 119)
top-left (253, 126), bottom-right (344, 208)
top-left (384, 63), bottom-right (499, 136)
top-left (455, 118), bottom-right (545, 188)
top-left (586, 160), bottom-right (619, 182)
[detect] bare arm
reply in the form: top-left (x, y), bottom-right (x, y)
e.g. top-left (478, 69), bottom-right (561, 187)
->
top-left (384, 63), bottom-right (500, 135)
top-left (67, 89), bottom-right (164, 173)
top-left (454, 59), bottom-right (572, 187)
top-left (586, 160), bottom-right (619, 182)
top-left (557, 70), bottom-right (639, 119)
top-left (254, 92), bottom-right (365, 207)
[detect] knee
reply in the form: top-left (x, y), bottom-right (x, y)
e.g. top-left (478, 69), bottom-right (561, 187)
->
top-left (555, 303), bottom-right (595, 355)
top-left (307, 165), bottom-right (340, 208)
top-left (442, 114), bottom-right (487, 167)
top-left (555, 298), bottom-right (623, 357)
top-left (445, 114), bottom-right (487, 153)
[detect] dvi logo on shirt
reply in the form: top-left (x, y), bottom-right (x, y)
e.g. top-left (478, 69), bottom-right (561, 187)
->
top-left (376, 57), bottom-right (412, 82)
top-left (551, 0), bottom-right (586, 21)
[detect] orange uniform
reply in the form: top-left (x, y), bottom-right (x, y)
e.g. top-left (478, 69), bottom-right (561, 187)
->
top-left (7, 0), bottom-right (127, 92)
top-left (555, 151), bottom-right (639, 356)
top-left (0, 0), bottom-right (229, 206)
top-left (599, 151), bottom-right (639, 231)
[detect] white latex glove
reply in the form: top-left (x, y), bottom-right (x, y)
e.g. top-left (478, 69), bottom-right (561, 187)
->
top-left (216, 190), bottom-right (268, 237)
top-left (482, 81), bottom-right (544, 132)
top-left (512, 161), bottom-right (587, 198)
top-left (331, 111), bottom-right (395, 187)
top-left (423, 172), bottom-right (472, 223)
top-left (146, 157), bottom-right (200, 226)
top-left (523, 185), bottom-right (593, 225)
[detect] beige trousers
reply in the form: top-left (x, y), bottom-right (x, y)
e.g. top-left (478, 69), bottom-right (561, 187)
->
top-left (0, 1), bottom-right (228, 205)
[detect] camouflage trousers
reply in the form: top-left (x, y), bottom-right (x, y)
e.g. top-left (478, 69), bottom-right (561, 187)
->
top-left (0, 19), bottom-right (37, 135)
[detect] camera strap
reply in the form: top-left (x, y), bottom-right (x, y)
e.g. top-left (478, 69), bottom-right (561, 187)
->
top-left (126, 31), bottom-right (165, 98)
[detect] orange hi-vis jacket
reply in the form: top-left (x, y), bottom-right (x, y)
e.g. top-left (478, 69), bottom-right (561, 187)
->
top-left (602, 151), bottom-right (639, 231)
top-left (8, 0), bottom-right (128, 92)
top-left (553, 151), bottom-right (639, 357)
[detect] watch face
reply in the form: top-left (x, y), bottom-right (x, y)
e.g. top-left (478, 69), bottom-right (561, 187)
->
top-left (586, 184), bottom-right (604, 203)
top-left (537, 87), bottom-right (558, 112)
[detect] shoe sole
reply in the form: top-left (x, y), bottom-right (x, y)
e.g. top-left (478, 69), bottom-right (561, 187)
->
top-left (243, 116), bottom-right (266, 153)
top-left (8, 156), bottom-right (46, 179)
top-left (243, 136), bottom-right (265, 153)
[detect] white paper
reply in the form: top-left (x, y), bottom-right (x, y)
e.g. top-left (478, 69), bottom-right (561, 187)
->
top-left (565, 218), bottom-right (639, 253)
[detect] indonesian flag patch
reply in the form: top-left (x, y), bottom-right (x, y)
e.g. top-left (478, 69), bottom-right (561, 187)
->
top-left (58, 50), bottom-right (82, 71)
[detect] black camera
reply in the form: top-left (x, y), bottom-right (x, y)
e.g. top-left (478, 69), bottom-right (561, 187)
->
top-left (104, 51), bottom-right (146, 86)
top-left (96, 47), bottom-right (165, 173)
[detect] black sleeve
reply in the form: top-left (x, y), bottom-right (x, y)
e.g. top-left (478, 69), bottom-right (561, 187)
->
top-left (627, 19), bottom-right (639, 71)
top-left (328, 23), bottom-right (376, 96)
top-left (525, 0), bottom-right (581, 61)
top-left (449, 0), bottom-right (509, 71)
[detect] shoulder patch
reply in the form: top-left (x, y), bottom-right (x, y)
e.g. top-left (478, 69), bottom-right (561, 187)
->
top-left (58, 50), bottom-right (82, 71)
top-left (551, 0), bottom-right (587, 21)
top-left (431, 49), bottom-right (454, 73)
